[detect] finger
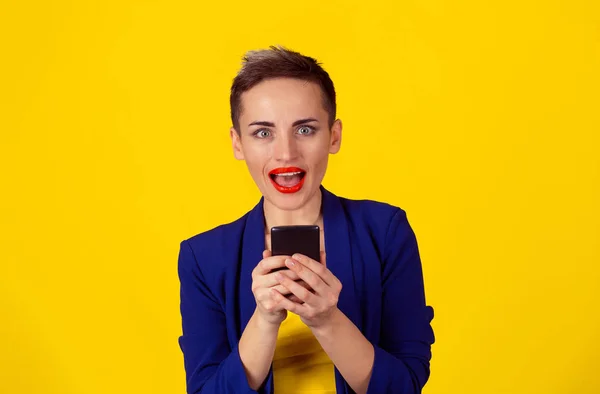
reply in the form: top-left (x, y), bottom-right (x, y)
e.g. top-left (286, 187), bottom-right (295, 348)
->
top-left (279, 269), bottom-right (301, 281)
top-left (272, 284), bottom-right (291, 295)
top-left (254, 255), bottom-right (288, 275)
top-left (255, 288), bottom-right (283, 310)
top-left (257, 288), bottom-right (288, 312)
top-left (284, 257), bottom-right (328, 295)
top-left (291, 253), bottom-right (336, 288)
top-left (287, 295), bottom-right (304, 304)
top-left (262, 249), bottom-right (271, 259)
top-left (275, 271), bottom-right (318, 305)
top-left (272, 288), bottom-right (305, 304)
top-left (286, 280), bottom-right (311, 304)
top-left (295, 279), bottom-right (314, 292)
top-left (258, 269), bottom-right (302, 289)
top-left (312, 252), bottom-right (341, 292)
top-left (270, 288), bottom-right (307, 315)
top-left (272, 280), bottom-right (312, 295)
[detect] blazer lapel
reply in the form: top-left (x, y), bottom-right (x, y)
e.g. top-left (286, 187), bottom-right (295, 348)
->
top-left (239, 197), bottom-right (277, 393)
top-left (239, 196), bottom-right (265, 334)
top-left (321, 186), bottom-right (361, 330)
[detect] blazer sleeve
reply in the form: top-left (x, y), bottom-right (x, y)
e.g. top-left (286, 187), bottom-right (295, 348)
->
top-left (366, 209), bottom-right (436, 394)
top-left (178, 239), bottom-right (259, 394)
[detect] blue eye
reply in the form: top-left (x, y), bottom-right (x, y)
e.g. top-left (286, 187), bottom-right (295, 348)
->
top-left (297, 126), bottom-right (315, 135)
top-left (254, 129), bottom-right (271, 138)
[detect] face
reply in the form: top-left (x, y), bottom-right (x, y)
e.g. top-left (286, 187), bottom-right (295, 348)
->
top-left (230, 77), bottom-right (342, 211)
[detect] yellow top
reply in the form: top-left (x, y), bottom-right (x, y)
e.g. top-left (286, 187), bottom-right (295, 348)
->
top-left (273, 312), bottom-right (336, 393)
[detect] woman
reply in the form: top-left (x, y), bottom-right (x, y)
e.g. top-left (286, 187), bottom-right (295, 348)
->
top-left (178, 46), bottom-right (435, 394)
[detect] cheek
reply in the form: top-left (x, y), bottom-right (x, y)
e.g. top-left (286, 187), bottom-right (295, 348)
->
top-left (307, 141), bottom-right (331, 171)
top-left (242, 144), bottom-right (268, 174)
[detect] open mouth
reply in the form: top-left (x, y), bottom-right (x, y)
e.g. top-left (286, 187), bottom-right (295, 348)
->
top-left (268, 167), bottom-right (307, 193)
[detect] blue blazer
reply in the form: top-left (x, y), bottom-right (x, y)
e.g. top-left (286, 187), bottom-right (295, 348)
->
top-left (178, 186), bottom-right (435, 394)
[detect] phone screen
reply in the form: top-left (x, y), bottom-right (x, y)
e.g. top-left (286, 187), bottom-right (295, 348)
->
top-left (271, 225), bottom-right (321, 263)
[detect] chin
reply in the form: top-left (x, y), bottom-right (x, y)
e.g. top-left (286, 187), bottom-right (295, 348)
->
top-left (264, 185), bottom-right (318, 211)
top-left (267, 192), bottom-right (307, 211)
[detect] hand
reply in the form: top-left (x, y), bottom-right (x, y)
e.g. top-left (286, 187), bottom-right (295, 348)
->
top-left (271, 252), bottom-right (343, 328)
top-left (251, 250), bottom-right (309, 325)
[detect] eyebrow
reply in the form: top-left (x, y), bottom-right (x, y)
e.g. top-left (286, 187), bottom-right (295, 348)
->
top-left (248, 118), bottom-right (319, 128)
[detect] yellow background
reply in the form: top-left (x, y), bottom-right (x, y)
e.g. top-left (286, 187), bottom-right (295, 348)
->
top-left (1, 0), bottom-right (599, 393)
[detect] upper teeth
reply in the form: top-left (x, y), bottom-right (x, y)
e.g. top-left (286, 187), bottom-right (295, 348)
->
top-left (276, 171), bottom-right (302, 176)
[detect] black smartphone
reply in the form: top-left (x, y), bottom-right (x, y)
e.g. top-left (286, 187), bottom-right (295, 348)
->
top-left (270, 225), bottom-right (321, 270)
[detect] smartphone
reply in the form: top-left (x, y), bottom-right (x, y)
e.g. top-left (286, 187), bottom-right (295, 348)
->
top-left (270, 225), bottom-right (321, 271)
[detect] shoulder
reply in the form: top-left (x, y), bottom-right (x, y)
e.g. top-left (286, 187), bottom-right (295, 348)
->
top-left (337, 194), bottom-right (407, 234)
top-left (183, 213), bottom-right (248, 252)
top-left (334, 194), bottom-right (416, 263)
top-left (178, 212), bottom-right (249, 282)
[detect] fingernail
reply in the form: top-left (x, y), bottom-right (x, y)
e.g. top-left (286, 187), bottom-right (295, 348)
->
top-left (292, 254), bottom-right (302, 261)
top-left (285, 258), bottom-right (295, 267)
top-left (275, 272), bottom-right (283, 280)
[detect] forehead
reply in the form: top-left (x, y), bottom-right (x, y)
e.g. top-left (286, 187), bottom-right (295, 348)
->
top-left (239, 78), bottom-right (326, 123)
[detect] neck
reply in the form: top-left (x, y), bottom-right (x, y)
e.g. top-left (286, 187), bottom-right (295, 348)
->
top-left (263, 189), bottom-right (323, 233)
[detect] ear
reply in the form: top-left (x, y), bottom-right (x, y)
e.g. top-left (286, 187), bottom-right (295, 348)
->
top-left (230, 127), bottom-right (245, 160)
top-left (329, 119), bottom-right (342, 154)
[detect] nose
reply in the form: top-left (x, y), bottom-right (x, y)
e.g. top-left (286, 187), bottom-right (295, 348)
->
top-left (272, 133), bottom-right (299, 162)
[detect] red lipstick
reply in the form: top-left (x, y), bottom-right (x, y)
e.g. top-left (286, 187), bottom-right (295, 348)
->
top-left (268, 167), bottom-right (306, 194)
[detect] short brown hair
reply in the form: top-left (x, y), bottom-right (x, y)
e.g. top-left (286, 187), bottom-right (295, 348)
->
top-left (230, 45), bottom-right (336, 132)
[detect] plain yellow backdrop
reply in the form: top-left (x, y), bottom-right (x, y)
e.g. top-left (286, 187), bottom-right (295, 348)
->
top-left (1, 0), bottom-right (599, 393)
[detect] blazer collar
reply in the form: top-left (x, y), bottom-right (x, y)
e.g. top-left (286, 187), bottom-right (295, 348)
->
top-left (239, 185), bottom-right (360, 334)
top-left (240, 195), bottom-right (265, 333)
top-left (321, 185), bottom-right (360, 329)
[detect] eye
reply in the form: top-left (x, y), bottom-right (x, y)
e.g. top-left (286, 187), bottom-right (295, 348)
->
top-left (297, 126), bottom-right (315, 135)
top-left (254, 129), bottom-right (271, 139)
